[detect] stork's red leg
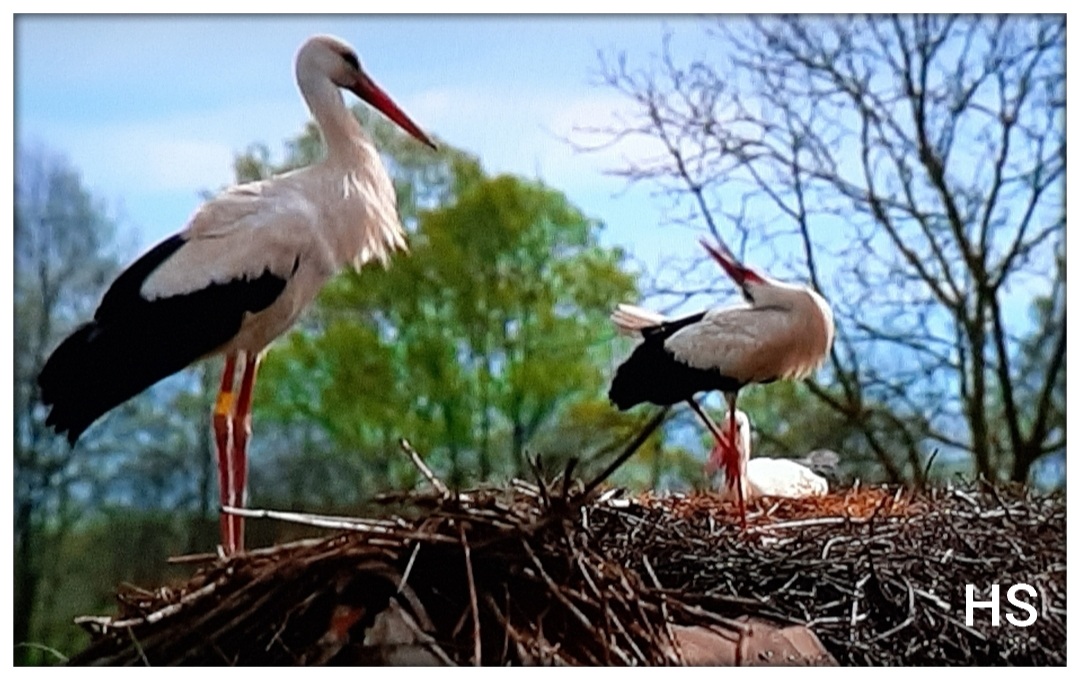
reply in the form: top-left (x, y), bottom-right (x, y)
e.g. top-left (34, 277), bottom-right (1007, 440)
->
top-left (724, 392), bottom-right (747, 528)
top-left (686, 398), bottom-right (742, 514)
top-left (228, 352), bottom-right (262, 554)
top-left (213, 353), bottom-right (239, 555)
top-left (687, 396), bottom-right (747, 528)
top-left (691, 397), bottom-right (725, 477)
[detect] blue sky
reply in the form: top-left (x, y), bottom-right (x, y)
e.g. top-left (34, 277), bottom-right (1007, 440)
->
top-left (15, 14), bottom-right (722, 277)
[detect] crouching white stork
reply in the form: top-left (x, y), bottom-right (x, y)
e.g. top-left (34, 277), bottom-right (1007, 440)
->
top-left (608, 236), bottom-right (834, 525)
top-left (37, 35), bottom-right (436, 556)
top-left (704, 410), bottom-right (830, 501)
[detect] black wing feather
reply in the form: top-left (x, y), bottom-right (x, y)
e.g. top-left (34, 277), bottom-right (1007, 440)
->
top-left (608, 311), bottom-right (743, 409)
top-left (38, 235), bottom-right (290, 444)
top-left (638, 310), bottom-right (707, 340)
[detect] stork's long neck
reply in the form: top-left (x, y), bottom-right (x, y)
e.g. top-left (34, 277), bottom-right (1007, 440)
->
top-left (295, 60), bottom-right (406, 271)
top-left (744, 279), bottom-right (834, 380)
top-left (297, 68), bottom-right (371, 163)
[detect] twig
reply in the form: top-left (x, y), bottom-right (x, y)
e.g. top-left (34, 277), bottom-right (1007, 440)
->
top-left (127, 628), bottom-right (151, 666)
top-left (400, 439), bottom-right (451, 496)
top-left (14, 642), bottom-right (69, 664)
top-left (222, 506), bottom-right (400, 533)
top-left (582, 407), bottom-right (670, 499)
top-left (746, 516), bottom-right (859, 533)
top-left (642, 555), bottom-right (683, 665)
top-left (868, 615), bottom-right (914, 642)
top-left (397, 542), bottom-right (422, 595)
top-left (167, 537), bottom-right (327, 565)
top-left (528, 454), bottom-right (553, 508)
top-left (392, 601), bottom-right (457, 666)
top-left (922, 448), bottom-right (940, 481)
top-left (520, 540), bottom-right (596, 633)
top-left (561, 459), bottom-right (579, 500)
top-left (74, 581), bottom-right (221, 629)
top-left (458, 524), bottom-right (482, 666)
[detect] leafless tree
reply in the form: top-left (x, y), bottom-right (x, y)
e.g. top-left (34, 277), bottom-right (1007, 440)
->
top-left (13, 145), bottom-right (121, 661)
top-left (578, 15), bottom-right (1064, 484)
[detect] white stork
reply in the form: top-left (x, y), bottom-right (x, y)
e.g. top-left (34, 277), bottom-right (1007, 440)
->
top-left (37, 35), bottom-right (435, 556)
top-left (608, 235), bottom-right (834, 525)
top-left (704, 410), bottom-right (830, 501)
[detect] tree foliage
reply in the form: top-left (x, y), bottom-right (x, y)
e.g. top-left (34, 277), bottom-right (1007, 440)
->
top-left (224, 104), bottom-right (646, 505)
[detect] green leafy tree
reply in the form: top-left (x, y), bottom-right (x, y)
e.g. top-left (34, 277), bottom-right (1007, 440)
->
top-left (415, 175), bottom-right (636, 476)
top-left (262, 174), bottom-right (637, 496)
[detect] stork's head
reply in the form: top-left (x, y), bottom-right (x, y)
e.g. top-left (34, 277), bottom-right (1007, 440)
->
top-left (698, 237), bottom-right (772, 302)
top-left (298, 35), bottom-right (437, 150)
top-left (699, 236), bottom-right (828, 310)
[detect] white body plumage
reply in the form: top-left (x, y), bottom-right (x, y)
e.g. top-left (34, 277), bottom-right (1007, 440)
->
top-left (140, 36), bottom-right (413, 359)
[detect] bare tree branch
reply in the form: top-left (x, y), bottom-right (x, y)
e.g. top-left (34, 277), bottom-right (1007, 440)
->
top-left (579, 15), bottom-right (1065, 484)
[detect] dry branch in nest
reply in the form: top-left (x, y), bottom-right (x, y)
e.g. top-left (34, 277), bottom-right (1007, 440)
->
top-left (68, 437), bottom-right (1064, 666)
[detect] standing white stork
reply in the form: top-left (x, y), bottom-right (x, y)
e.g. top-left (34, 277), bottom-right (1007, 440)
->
top-left (608, 236), bottom-right (834, 525)
top-left (37, 35), bottom-right (436, 556)
top-left (703, 410), bottom-right (830, 501)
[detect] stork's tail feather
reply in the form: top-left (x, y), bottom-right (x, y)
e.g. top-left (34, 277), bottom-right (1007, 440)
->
top-left (38, 323), bottom-right (97, 444)
top-left (608, 341), bottom-right (663, 410)
top-left (610, 303), bottom-right (667, 336)
top-left (38, 320), bottom-right (194, 445)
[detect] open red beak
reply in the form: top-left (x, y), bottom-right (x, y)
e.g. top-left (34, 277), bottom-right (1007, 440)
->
top-left (699, 237), bottom-right (762, 288)
top-left (353, 72), bottom-right (437, 150)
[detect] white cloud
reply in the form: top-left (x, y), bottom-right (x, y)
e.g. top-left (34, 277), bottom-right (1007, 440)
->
top-left (19, 78), bottom-right (663, 207)
top-left (20, 98), bottom-right (310, 196)
top-left (410, 84), bottom-right (666, 194)
top-left (406, 82), bottom-right (691, 265)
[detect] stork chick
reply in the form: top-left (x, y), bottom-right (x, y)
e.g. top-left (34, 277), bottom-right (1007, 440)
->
top-left (705, 410), bottom-right (830, 501)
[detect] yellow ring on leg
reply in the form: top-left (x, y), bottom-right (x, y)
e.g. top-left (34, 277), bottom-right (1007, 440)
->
top-left (214, 391), bottom-right (235, 417)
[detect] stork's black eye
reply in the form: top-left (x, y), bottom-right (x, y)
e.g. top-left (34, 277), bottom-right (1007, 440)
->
top-left (342, 51), bottom-right (360, 71)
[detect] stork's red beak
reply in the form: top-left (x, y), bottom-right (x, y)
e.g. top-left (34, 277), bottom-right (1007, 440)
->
top-left (699, 237), bottom-right (764, 288)
top-left (353, 72), bottom-right (437, 150)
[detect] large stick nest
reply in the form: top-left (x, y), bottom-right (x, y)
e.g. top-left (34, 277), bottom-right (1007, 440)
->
top-left (68, 465), bottom-right (1065, 666)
